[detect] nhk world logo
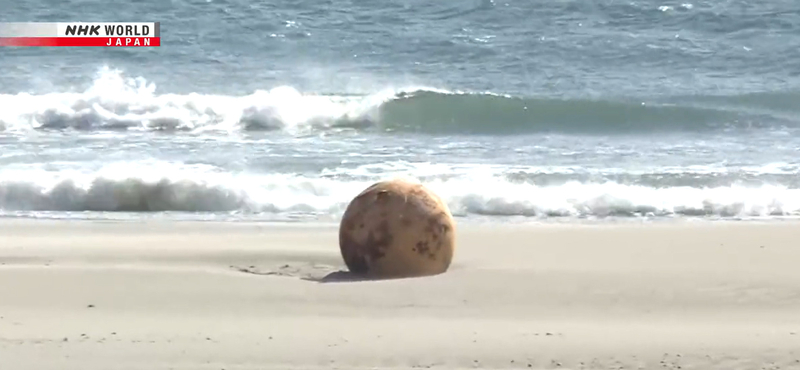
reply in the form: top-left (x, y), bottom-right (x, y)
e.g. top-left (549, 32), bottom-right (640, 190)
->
top-left (0, 22), bottom-right (160, 47)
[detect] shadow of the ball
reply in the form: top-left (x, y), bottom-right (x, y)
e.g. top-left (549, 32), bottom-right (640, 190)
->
top-left (301, 269), bottom-right (450, 283)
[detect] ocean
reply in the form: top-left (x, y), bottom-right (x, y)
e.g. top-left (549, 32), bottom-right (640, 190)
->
top-left (1, 0), bottom-right (799, 223)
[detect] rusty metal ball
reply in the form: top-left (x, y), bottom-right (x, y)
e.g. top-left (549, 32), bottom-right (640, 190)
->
top-left (338, 179), bottom-right (456, 278)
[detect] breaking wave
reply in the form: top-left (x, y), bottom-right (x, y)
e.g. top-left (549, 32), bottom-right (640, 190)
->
top-left (1, 68), bottom-right (798, 135)
top-left (1, 161), bottom-right (799, 220)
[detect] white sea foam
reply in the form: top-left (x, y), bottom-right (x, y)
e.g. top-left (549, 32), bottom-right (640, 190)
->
top-left (1, 66), bottom-right (767, 136)
top-left (2, 68), bottom-right (798, 221)
top-left (0, 67), bottom-right (441, 134)
top-left (1, 160), bottom-right (798, 219)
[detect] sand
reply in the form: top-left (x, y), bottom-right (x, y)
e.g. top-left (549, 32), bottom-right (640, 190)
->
top-left (1, 219), bottom-right (800, 370)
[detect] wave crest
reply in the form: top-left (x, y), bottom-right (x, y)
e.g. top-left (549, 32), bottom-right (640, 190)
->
top-left (2, 68), bottom-right (796, 135)
top-left (1, 163), bottom-right (799, 219)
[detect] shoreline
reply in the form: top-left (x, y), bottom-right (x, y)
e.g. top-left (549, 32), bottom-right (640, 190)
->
top-left (2, 220), bottom-right (800, 369)
top-left (3, 213), bottom-right (800, 226)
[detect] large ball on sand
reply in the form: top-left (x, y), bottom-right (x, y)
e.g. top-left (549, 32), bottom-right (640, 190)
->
top-left (338, 179), bottom-right (456, 279)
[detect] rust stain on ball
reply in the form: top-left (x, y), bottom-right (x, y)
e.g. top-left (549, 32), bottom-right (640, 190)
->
top-left (338, 179), bottom-right (456, 279)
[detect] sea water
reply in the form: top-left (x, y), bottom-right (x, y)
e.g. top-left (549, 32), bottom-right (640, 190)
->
top-left (1, 0), bottom-right (799, 223)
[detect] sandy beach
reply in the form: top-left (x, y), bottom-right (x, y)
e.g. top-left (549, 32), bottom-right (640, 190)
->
top-left (1, 219), bottom-right (799, 370)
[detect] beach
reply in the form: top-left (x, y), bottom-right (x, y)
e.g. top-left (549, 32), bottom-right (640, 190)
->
top-left (3, 0), bottom-right (800, 368)
top-left (2, 220), bottom-right (799, 370)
